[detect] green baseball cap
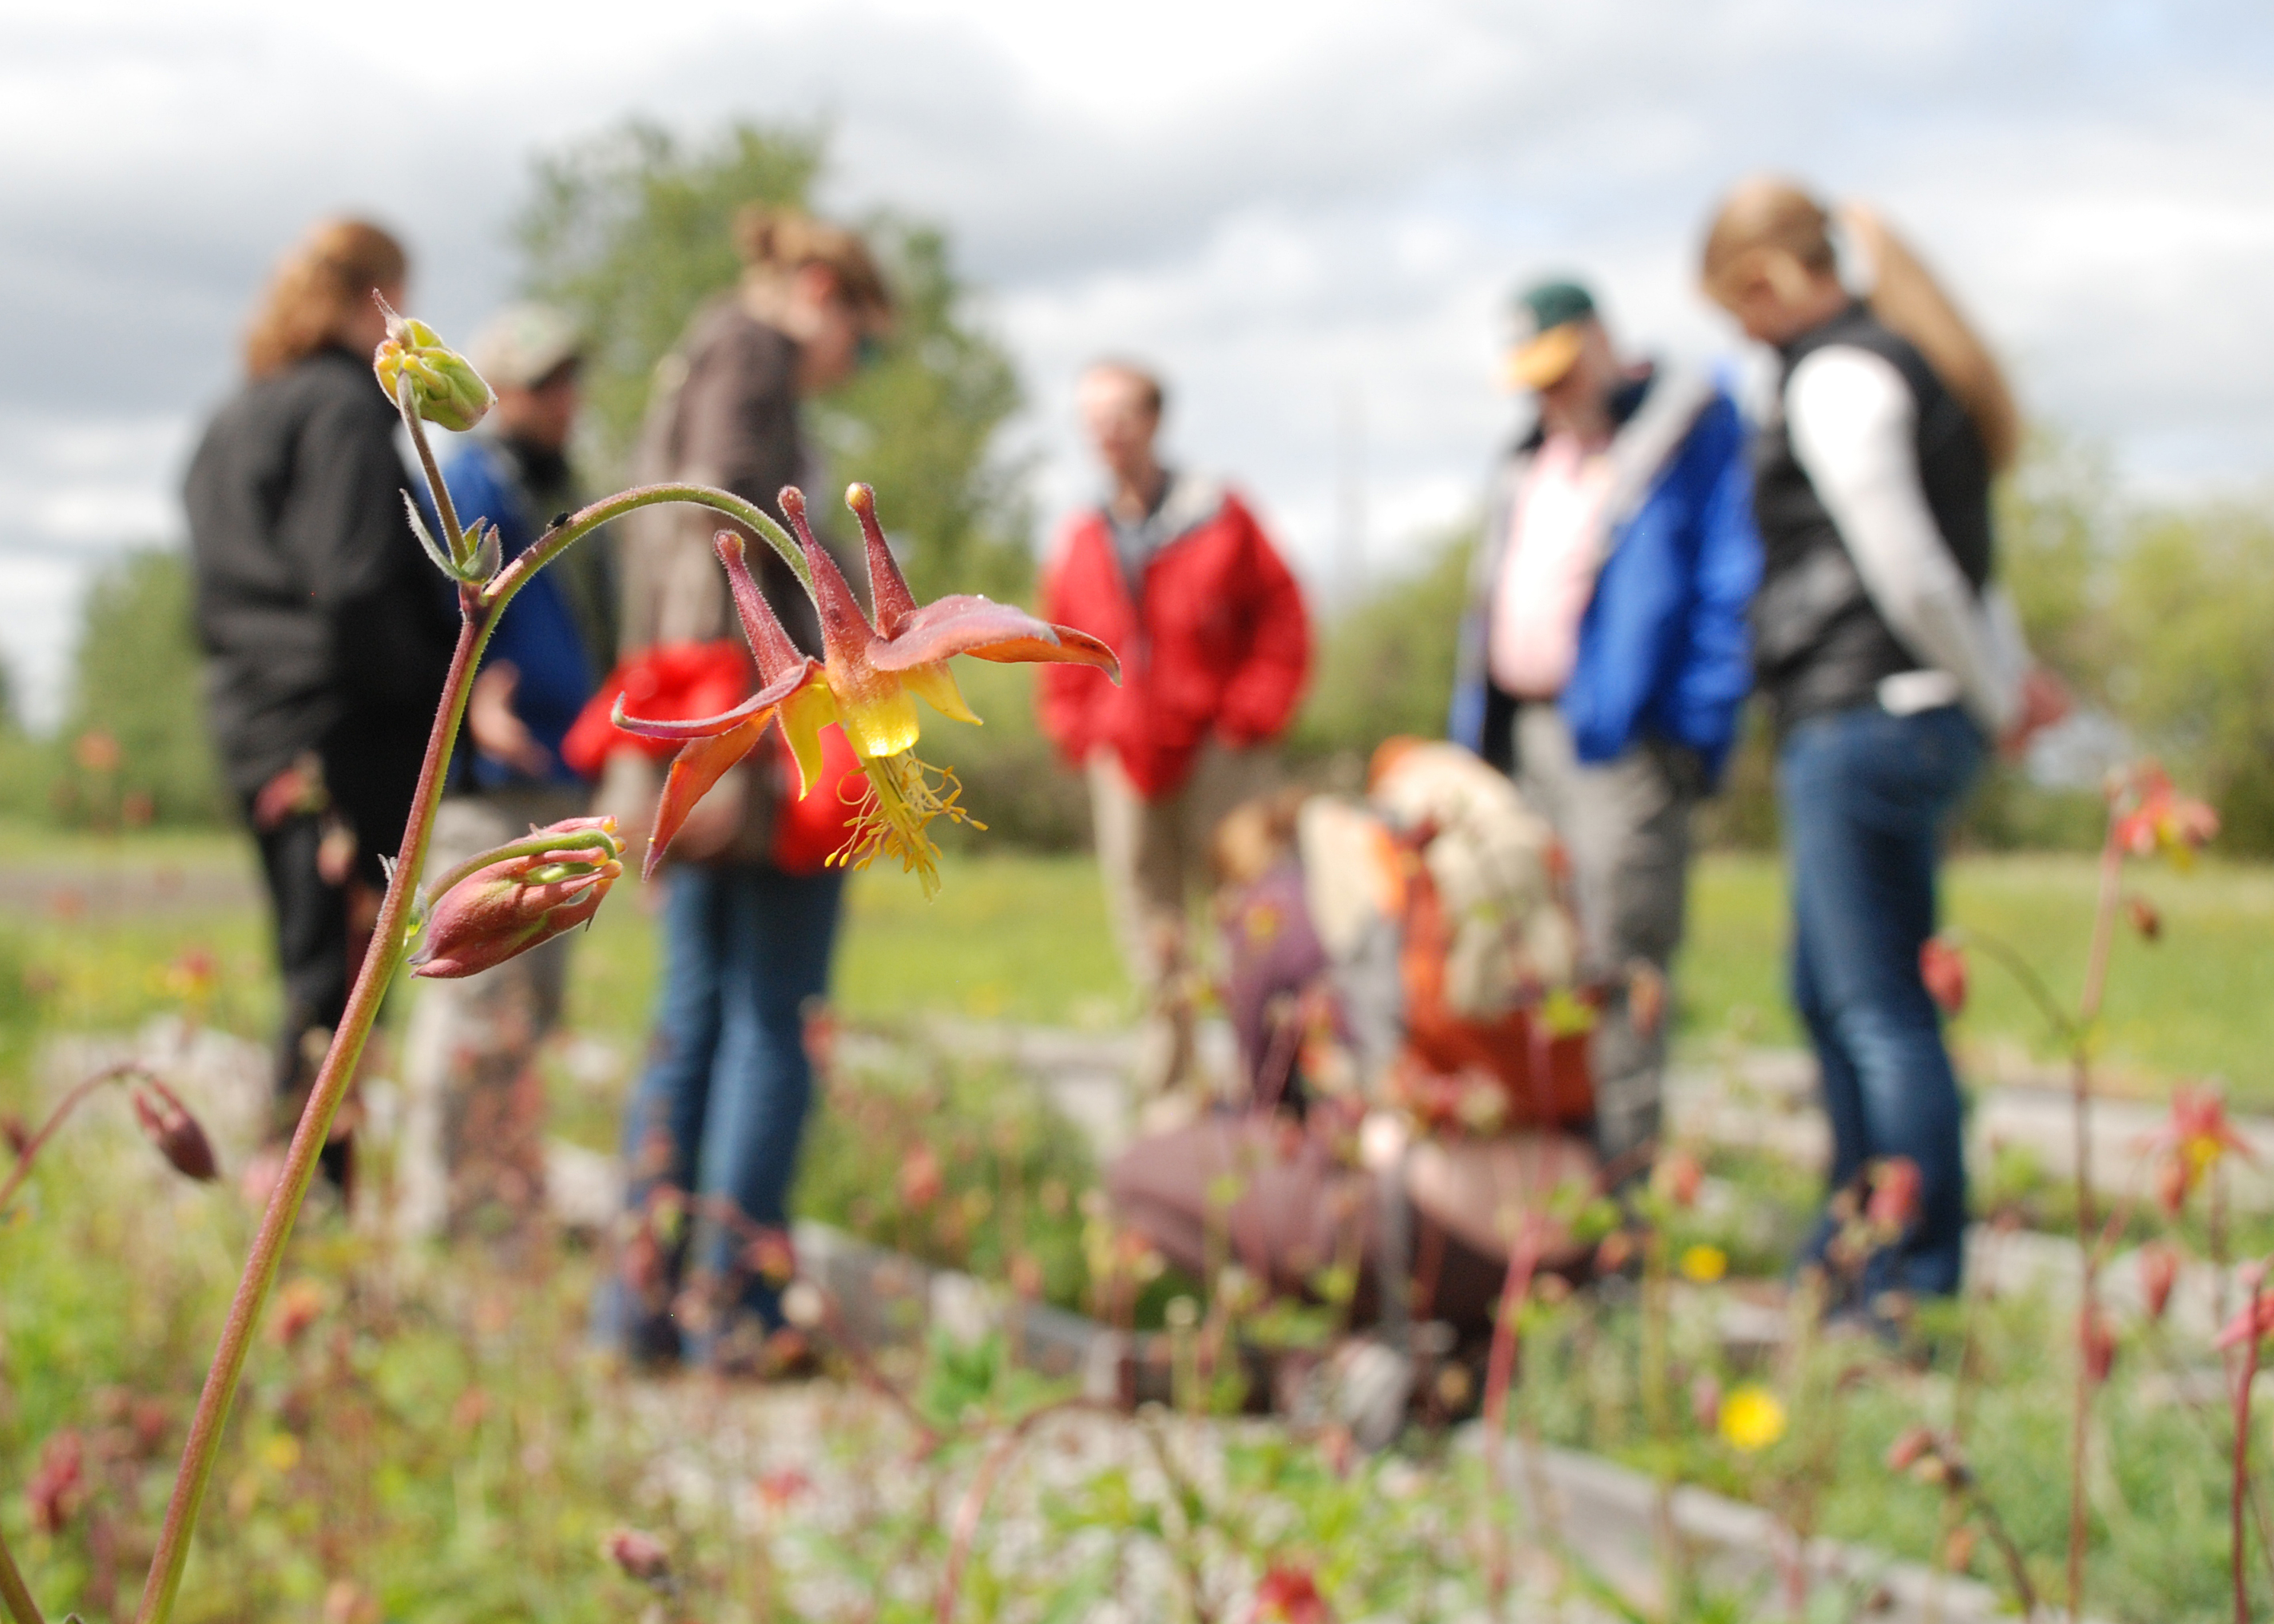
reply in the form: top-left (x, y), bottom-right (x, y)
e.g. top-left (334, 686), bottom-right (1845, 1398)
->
top-left (1505, 278), bottom-right (1597, 390)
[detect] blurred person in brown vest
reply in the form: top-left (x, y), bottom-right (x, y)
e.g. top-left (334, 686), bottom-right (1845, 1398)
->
top-left (596, 207), bottom-right (894, 1368)
top-left (185, 219), bottom-right (458, 1195)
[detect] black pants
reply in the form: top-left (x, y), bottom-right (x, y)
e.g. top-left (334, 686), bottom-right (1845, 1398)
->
top-left (246, 717), bottom-right (429, 1189)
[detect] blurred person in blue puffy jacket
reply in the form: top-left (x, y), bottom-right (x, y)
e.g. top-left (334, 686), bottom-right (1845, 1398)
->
top-left (396, 303), bottom-right (617, 1242)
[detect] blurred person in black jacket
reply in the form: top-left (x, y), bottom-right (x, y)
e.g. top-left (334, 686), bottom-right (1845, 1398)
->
top-left (185, 218), bottom-right (458, 1191)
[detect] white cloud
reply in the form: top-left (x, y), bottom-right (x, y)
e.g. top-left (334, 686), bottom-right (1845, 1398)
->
top-left (0, 0), bottom-right (2269, 725)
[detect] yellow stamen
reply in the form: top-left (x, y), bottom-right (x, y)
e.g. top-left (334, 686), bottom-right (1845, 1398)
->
top-left (830, 749), bottom-right (986, 899)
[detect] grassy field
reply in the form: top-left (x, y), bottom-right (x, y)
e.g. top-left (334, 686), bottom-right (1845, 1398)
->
top-left (3, 820), bottom-right (2271, 1102)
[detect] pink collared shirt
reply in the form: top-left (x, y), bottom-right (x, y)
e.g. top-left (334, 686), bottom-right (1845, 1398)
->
top-left (1489, 432), bottom-right (1614, 701)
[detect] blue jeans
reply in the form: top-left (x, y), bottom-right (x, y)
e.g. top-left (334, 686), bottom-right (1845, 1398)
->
top-left (1779, 705), bottom-right (1983, 1297)
top-left (605, 861), bottom-right (845, 1358)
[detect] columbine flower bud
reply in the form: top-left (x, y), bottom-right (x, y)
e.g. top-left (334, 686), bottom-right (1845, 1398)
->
top-left (601, 1527), bottom-right (672, 1587)
top-left (131, 1077), bottom-right (218, 1181)
top-left (372, 300), bottom-right (494, 431)
top-left (1919, 936), bottom-right (1967, 1016)
top-left (408, 817), bottom-right (624, 979)
top-left (2138, 1240), bottom-right (2181, 1322)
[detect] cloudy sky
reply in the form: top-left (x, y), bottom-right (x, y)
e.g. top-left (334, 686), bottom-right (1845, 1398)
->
top-left (3, 0), bottom-right (2269, 727)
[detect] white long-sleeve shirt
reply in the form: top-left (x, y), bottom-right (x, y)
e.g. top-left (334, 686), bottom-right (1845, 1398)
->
top-left (1784, 347), bottom-right (2027, 736)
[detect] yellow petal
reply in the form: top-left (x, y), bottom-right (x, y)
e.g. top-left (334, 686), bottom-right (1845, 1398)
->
top-left (900, 661), bottom-right (982, 726)
top-left (778, 679), bottom-right (840, 797)
top-left (835, 681), bottom-right (923, 760)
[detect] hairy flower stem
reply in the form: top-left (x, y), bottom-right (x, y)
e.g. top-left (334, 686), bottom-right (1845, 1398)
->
top-left (487, 482), bottom-right (812, 607)
top-left (135, 476), bottom-right (779, 1624)
top-left (132, 605), bottom-right (481, 1624)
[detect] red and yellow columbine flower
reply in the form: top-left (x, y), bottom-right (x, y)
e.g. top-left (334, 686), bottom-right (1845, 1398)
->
top-left (2111, 762), bottom-right (2218, 865)
top-left (2142, 1084), bottom-right (2256, 1214)
top-left (616, 483), bottom-right (1118, 892)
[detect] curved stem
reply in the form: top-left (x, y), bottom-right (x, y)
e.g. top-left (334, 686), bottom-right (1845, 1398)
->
top-left (485, 482), bottom-right (809, 611)
top-left (1954, 927), bottom-right (2079, 1050)
top-left (135, 607), bottom-right (490, 1624)
top-left (0, 1062), bottom-right (153, 1216)
top-left (395, 379), bottom-right (466, 563)
top-left (934, 1399), bottom-right (1103, 1623)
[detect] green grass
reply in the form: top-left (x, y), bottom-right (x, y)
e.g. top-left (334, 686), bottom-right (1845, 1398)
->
top-left (1680, 852), bottom-right (2274, 1097)
top-left (6, 822), bottom-right (2272, 1103)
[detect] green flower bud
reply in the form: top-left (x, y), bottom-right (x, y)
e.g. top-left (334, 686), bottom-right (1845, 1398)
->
top-left (373, 300), bottom-right (494, 431)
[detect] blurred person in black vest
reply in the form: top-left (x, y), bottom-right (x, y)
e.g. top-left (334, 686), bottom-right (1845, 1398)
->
top-left (185, 218), bottom-right (457, 1193)
top-left (1699, 179), bottom-right (2068, 1301)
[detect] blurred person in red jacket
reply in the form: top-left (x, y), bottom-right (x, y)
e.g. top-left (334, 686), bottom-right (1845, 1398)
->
top-left (1039, 360), bottom-right (1311, 1094)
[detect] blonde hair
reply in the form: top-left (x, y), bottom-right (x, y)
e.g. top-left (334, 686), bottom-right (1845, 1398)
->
top-left (243, 218), bottom-right (407, 379)
top-left (732, 205), bottom-right (892, 325)
top-left (1701, 176), bottom-right (2021, 474)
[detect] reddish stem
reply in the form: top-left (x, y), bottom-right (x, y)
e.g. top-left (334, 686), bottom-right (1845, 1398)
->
top-left (132, 609), bottom-right (488, 1624)
top-left (933, 1399), bottom-right (1104, 1622)
top-left (2237, 1273), bottom-right (2264, 1624)
top-left (0, 1063), bottom-right (156, 1216)
top-left (2067, 821), bottom-right (2124, 1622)
top-left (1481, 1221), bottom-right (1542, 1443)
top-left (0, 1529), bottom-right (44, 1624)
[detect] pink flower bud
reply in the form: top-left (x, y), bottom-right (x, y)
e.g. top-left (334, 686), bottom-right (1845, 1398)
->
top-left (131, 1077), bottom-right (218, 1181)
top-left (2138, 1241), bottom-right (2181, 1322)
top-left (1919, 937), bottom-right (1967, 1017)
top-left (2216, 1281), bottom-right (2274, 1352)
top-left (27, 1429), bottom-right (83, 1535)
top-left (1252, 1562), bottom-right (1333, 1623)
top-left (601, 1527), bottom-right (671, 1586)
top-left (898, 1142), bottom-right (943, 1211)
top-left (1652, 1147), bottom-right (1705, 1209)
top-left (409, 818), bottom-right (624, 979)
top-left (1865, 1156), bottom-right (1923, 1231)
top-left (1884, 1423), bottom-right (1937, 1475)
top-left (2081, 1305), bottom-right (2117, 1384)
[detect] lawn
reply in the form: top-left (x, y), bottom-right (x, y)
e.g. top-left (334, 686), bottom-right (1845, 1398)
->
top-left (6, 821), bottom-right (2268, 1102)
top-left (6, 822), bottom-right (2273, 1622)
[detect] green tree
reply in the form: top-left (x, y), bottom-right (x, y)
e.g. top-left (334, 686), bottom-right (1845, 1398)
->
top-left (1286, 525), bottom-right (1476, 768)
top-left (516, 119), bottom-right (1032, 600)
top-left (61, 549), bottom-right (226, 825)
top-left (2111, 502), bottom-right (2274, 855)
